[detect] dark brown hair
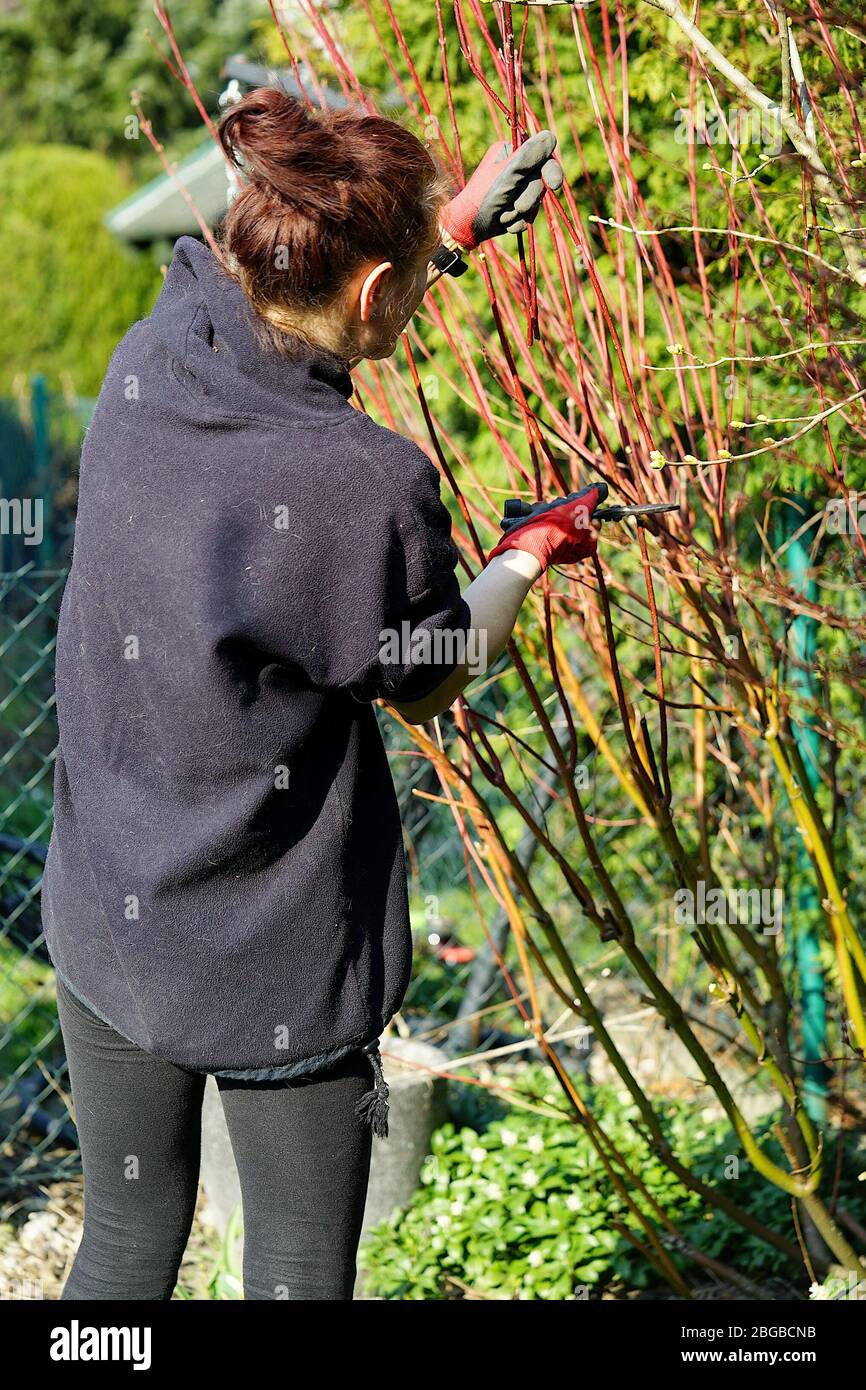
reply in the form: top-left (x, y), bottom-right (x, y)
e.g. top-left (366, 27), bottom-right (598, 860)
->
top-left (218, 87), bottom-right (449, 331)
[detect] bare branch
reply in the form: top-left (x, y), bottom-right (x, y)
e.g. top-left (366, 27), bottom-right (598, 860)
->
top-left (639, 0), bottom-right (866, 284)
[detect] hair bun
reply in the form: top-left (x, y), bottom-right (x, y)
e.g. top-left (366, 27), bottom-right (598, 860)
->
top-left (219, 87), bottom-right (355, 218)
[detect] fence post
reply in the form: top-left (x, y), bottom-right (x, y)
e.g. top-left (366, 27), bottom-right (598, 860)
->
top-left (30, 375), bottom-right (52, 568)
top-left (774, 495), bottom-right (830, 1125)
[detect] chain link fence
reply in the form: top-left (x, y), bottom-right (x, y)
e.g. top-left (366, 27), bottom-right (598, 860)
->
top-left (0, 567), bottom-right (73, 1195)
top-left (0, 562), bottom-right (505, 1203)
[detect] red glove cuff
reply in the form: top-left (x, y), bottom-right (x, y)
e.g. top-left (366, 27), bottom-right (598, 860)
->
top-left (440, 143), bottom-right (507, 251)
top-left (440, 190), bottom-right (481, 252)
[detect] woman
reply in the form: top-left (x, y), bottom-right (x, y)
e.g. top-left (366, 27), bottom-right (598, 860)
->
top-left (42, 88), bottom-right (606, 1301)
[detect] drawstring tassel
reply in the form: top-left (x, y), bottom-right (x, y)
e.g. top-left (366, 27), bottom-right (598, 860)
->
top-left (356, 1040), bottom-right (390, 1139)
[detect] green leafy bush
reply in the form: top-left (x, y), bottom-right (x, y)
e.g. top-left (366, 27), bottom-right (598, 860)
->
top-left (359, 1070), bottom-right (864, 1300)
top-left (0, 144), bottom-right (161, 395)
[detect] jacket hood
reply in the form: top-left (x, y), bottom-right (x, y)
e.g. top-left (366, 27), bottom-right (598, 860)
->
top-left (148, 236), bottom-right (355, 423)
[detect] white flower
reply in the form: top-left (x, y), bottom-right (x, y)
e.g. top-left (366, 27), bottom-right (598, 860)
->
top-left (522, 1169), bottom-right (540, 1188)
top-left (20, 1212), bottom-right (56, 1253)
top-left (486, 1183), bottom-right (503, 1201)
top-left (566, 1193), bottom-right (583, 1212)
top-left (435, 1213), bottom-right (452, 1229)
top-left (528, 1250), bottom-right (544, 1268)
top-left (500, 1128), bottom-right (518, 1147)
top-left (527, 1134), bottom-right (545, 1154)
top-left (450, 1200), bottom-right (465, 1217)
top-left (470, 1147), bottom-right (487, 1164)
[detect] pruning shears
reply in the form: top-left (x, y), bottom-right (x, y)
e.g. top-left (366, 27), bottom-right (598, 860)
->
top-left (501, 498), bottom-right (679, 528)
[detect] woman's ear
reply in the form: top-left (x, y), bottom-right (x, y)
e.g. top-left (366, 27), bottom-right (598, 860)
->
top-left (358, 261), bottom-right (394, 323)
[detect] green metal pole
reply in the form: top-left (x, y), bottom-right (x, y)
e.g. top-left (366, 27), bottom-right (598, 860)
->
top-left (775, 496), bottom-right (830, 1124)
top-left (30, 374), bottom-right (52, 567)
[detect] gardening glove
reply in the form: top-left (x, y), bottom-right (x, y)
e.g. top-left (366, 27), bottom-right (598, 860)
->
top-left (487, 482), bottom-right (608, 569)
top-left (440, 131), bottom-right (563, 250)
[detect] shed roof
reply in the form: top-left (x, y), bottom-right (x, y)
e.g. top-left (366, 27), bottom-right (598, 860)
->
top-left (106, 140), bottom-right (228, 243)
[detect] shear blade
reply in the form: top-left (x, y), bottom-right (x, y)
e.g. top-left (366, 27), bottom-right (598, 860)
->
top-left (596, 502), bottom-right (679, 521)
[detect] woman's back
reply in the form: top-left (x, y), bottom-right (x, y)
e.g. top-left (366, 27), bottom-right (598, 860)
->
top-left (42, 236), bottom-right (466, 1076)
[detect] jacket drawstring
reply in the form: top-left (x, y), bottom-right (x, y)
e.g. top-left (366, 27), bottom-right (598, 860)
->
top-left (356, 1040), bottom-right (390, 1138)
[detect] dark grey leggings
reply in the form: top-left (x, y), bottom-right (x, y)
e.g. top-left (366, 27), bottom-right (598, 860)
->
top-left (55, 975), bottom-right (373, 1300)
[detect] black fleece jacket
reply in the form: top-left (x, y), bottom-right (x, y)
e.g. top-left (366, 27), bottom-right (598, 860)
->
top-left (41, 236), bottom-right (471, 1079)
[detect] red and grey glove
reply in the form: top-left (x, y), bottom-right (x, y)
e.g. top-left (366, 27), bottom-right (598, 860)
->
top-left (487, 482), bottom-right (608, 569)
top-left (440, 131), bottom-right (563, 251)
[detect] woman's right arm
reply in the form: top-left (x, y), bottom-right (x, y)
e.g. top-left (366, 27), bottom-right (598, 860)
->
top-left (387, 549), bottom-right (541, 724)
top-left (387, 483), bottom-right (606, 725)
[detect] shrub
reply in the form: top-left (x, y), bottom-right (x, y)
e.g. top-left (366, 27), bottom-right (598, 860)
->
top-left (0, 144), bottom-right (161, 396)
top-left (359, 1070), bottom-right (865, 1301)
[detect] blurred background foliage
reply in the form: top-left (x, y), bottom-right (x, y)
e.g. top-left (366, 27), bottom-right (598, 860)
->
top-left (0, 0), bottom-right (261, 157)
top-left (0, 145), bottom-right (161, 395)
top-left (0, 0), bottom-right (267, 394)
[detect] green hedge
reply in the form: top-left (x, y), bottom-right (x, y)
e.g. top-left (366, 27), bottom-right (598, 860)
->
top-left (0, 144), bottom-right (161, 396)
